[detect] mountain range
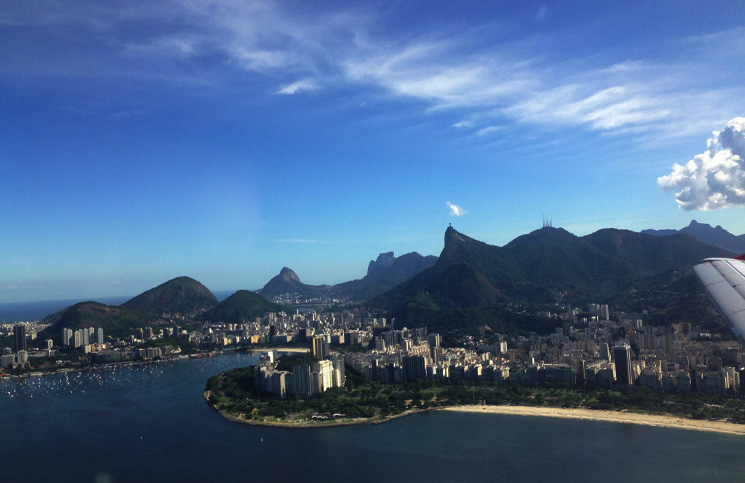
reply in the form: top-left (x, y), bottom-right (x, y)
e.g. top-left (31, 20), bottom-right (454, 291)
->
top-left (642, 220), bottom-right (745, 254)
top-left (36, 252), bottom-right (439, 345)
top-left (33, 221), bottom-right (741, 345)
top-left (373, 225), bottom-right (734, 334)
top-left (38, 277), bottom-right (286, 343)
top-left (257, 252), bottom-right (437, 302)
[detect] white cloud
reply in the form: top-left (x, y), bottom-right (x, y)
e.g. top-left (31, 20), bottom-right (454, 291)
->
top-left (452, 120), bottom-right (472, 128)
top-left (276, 78), bottom-right (319, 95)
top-left (447, 201), bottom-right (468, 217)
top-left (658, 117), bottom-right (745, 211)
top-left (476, 126), bottom-right (501, 137)
top-left (344, 41), bottom-right (536, 109)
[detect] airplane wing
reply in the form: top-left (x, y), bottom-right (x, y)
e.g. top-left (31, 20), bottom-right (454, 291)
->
top-left (692, 255), bottom-right (745, 345)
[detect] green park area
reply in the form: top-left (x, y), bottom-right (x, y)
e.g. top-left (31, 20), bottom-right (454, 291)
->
top-left (205, 357), bottom-right (745, 427)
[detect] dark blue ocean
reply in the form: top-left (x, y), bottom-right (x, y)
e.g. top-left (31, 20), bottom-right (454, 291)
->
top-left (2, 352), bottom-right (745, 482)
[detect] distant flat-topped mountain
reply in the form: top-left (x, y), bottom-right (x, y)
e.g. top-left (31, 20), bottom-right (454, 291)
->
top-left (258, 267), bottom-right (327, 299)
top-left (374, 225), bottom-right (733, 332)
top-left (202, 290), bottom-right (283, 323)
top-left (332, 252), bottom-right (438, 302)
top-left (642, 220), bottom-right (745, 254)
top-left (121, 276), bottom-right (218, 314)
top-left (367, 252), bottom-right (397, 275)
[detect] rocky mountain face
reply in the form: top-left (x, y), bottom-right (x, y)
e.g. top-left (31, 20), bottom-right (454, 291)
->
top-left (332, 252), bottom-right (438, 302)
top-left (367, 252), bottom-right (397, 275)
top-left (258, 267), bottom-right (326, 299)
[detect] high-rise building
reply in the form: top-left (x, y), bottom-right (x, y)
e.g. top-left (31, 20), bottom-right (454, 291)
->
top-left (63, 328), bottom-right (73, 347)
top-left (614, 344), bottom-right (633, 385)
top-left (315, 360), bottom-right (334, 392)
top-left (74, 330), bottom-right (83, 348)
top-left (13, 325), bottom-right (26, 353)
top-left (292, 365), bottom-right (312, 396)
top-left (332, 358), bottom-right (346, 388)
top-left (311, 335), bottom-right (325, 360)
top-left (402, 355), bottom-right (427, 381)
top-left (600, 343), bottom-right (611, 361)
top-left (97, 328), bottom-right (104, 345)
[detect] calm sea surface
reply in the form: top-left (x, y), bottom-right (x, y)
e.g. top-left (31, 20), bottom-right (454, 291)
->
top-left (2, 352), bottom-right (745, 483)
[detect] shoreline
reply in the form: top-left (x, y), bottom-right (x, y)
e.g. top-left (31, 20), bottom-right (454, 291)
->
top-left (203, 389), bottom-right (427, 428)
top-left (204, 392), bottom-right (745, 435)
top-left (442, 405), bottom-right (745, 436)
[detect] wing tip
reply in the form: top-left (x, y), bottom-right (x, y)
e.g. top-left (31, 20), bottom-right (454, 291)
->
top-left (736, 254), bottom-right (745, 261)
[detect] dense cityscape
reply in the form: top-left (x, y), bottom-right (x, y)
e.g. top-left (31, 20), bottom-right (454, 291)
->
top-left (3, 295), bottom-right (742, 399)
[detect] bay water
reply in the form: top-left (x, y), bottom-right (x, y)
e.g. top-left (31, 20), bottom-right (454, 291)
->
top-left (2, 352), bottom-right (745, 482)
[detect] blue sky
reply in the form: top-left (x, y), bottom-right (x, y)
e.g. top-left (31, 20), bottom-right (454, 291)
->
top-left (2, 1), bottom-right (745, 303)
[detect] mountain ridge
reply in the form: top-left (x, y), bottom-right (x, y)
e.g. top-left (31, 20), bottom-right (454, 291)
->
top-left (258, 252), bottom-right (438, 302)
top-left (373, 225), bottom-right (734, 331)
top-left (31, 222), bottom-right (740, 344)
top-left (642, 220), bottom-right (745, 254)
top-left (202, 290), bottom-right (284, 323)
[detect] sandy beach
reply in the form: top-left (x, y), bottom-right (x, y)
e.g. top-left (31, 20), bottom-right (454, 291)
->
top-left (443, 405), bottom-right (745, 436)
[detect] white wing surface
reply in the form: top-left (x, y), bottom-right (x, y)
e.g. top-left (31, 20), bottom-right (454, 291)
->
top-left (693, 257), bottom-right (745, 345)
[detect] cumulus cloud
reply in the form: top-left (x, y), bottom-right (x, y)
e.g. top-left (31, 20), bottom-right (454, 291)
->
top-left (276, 78), bottom-right (319, 95)
top-left (447, 201), bottom-right (467, 216)
top-left (658, 117), bottom-right (745, 210)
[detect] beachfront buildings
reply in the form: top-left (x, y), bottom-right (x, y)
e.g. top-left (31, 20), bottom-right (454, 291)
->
top-left (255, 356), bottom-right (345, 397)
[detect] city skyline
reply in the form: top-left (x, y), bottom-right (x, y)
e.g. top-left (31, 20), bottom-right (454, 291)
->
top-left (2, 1), bottom-right (745, 303)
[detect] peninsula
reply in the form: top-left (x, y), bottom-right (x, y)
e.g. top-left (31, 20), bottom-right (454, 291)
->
top-left (204, 360), bottom-right (745, 434)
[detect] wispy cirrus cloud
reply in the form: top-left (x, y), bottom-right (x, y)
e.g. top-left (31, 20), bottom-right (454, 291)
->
top-left (276, 78), bottom-right (319, 95)
top-left (476, 126), bottom-right (502, 137)
top-left (2, 1), bottom-right (743, 143)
